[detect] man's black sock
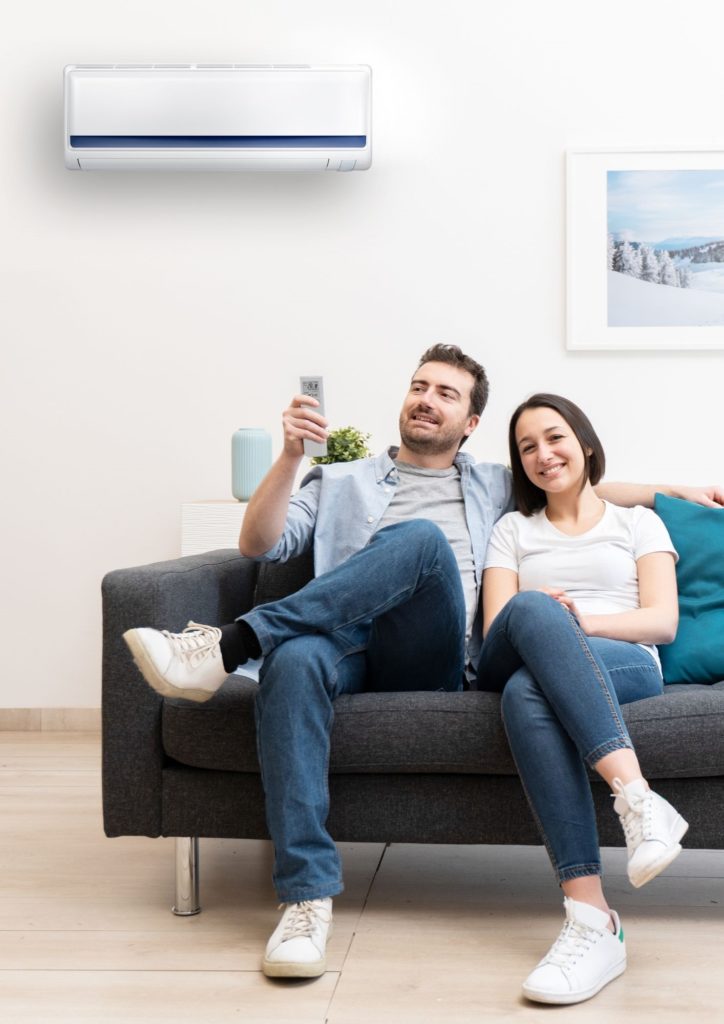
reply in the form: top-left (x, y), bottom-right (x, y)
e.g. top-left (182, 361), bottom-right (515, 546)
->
top-left (220, 621), bottom-right (261, 673)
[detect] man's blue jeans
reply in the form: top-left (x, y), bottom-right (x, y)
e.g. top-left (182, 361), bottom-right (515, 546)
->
top-left (476, 591), bottom-right (663, 883)
top-left (241, 520), bottom-right (466, 903)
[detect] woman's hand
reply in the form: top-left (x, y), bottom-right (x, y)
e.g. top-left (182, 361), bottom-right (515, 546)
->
top-left (537, 588), bottom-right (590, 633)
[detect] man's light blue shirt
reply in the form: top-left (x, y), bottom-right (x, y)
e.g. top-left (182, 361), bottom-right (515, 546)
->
top-left (257, 447), bottom-right (514, 667)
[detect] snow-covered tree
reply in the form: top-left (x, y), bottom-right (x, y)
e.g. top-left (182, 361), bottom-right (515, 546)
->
top-left (658, 249), bottom-right (678, 287)
top-left (631, 244), bottom-right (642, 279)
top-left (612, 242), bottom-right (624, 273)
top-left (677, 265), bottom-right (692, 289)
top-left (617, 240), bottom-right (642, 279)
top-left (607, 233), bottom-right (615, 271)
top-left (639, 245), bottom-right (660, 284)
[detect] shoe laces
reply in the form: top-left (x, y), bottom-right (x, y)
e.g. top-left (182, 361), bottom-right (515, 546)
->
top-left (615, 790), bottom-right (654, 849)
top-left (162, 622), bottom-right (222, 667)
top-left (542, 919), bottom-right (599, 971)
top-left (279, 900), bottom-right (331, 941)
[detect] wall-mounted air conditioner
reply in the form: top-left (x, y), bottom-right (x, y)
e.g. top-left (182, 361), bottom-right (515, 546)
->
top-left (64, 64), bottom-right (372, 172)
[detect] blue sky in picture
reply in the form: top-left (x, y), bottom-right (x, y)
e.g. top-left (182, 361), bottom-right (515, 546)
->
top-left (607, 170), bottom-right (724, 247)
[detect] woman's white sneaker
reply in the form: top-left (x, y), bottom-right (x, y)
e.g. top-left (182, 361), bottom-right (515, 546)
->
top-left (522, 898), bottom-right (626, 1005)
top-left (123, 622), bottom-right (228, 702)
top-left (612, 777), bottom-right (689, 888)
top-left (262, 898), bottom-right (333, 978)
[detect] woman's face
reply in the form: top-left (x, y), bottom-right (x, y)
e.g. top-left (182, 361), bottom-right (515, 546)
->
top-left (514, 406), bottom-right (588, 497)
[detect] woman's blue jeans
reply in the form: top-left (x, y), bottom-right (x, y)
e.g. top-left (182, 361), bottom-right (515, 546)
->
top-left (475, 591), bottom-right (663, 883)
top-left (241, 520), bottom-right (466, 903)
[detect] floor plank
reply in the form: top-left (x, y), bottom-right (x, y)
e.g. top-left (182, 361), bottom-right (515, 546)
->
top-left (1, 970), bottom-right (338, 1024)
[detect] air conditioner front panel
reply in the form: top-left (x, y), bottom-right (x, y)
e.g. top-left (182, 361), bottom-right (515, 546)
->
top-left (65, 67), bottom-right (370, 138)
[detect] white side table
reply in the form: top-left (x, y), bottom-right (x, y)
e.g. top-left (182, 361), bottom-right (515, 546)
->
top-left (181, 500), bottom-right (247, 556)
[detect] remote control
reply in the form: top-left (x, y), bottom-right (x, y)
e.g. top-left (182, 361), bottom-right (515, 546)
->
top-left (299, 376), bottom-right (327, 458)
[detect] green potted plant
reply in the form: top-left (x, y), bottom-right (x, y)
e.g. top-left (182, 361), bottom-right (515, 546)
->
top-left (311, 426), bottom-right (372, 466)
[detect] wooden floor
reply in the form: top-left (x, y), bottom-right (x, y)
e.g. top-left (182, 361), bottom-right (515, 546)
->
top-left (2, 733), bottom-right (723, 1024)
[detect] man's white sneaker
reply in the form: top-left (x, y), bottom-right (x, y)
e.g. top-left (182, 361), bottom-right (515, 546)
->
top-left (262, 898), bottom-right (333, 978)
top-left (522, 898), bottom-right (626, 1005)
top-left (612, 777), bottom-right (689, 888)
top-left (123, 622), bottom-right (228, 702)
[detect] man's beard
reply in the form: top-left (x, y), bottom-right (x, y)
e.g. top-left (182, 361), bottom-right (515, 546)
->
top-left (398, 412), bottom-right (464, 455)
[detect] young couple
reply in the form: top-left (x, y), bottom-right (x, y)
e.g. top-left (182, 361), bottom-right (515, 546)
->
top-left (124, 345), bottom-right (723, 1005)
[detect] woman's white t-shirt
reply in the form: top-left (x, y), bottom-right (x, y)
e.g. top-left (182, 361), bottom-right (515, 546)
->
top-left (483, 502), bottom-right (678, 669)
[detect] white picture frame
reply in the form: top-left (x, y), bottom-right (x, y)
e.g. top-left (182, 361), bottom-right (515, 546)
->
top-left (567, 147), bottom-right (724, 350)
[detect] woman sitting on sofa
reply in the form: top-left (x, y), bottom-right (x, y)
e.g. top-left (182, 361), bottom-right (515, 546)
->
top-left (476, 392), bottom-right (687, 1006)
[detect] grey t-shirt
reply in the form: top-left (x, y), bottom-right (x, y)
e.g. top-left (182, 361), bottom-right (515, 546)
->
top-left (376, 460), bottom-right (477, 642)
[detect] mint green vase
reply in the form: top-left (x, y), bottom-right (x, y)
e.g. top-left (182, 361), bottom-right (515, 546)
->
top-left (231, 428), bottom-right (272, 501)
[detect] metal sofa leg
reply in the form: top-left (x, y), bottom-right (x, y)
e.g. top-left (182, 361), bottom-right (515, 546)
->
top-left (172, 837), bottom-right (201, 916)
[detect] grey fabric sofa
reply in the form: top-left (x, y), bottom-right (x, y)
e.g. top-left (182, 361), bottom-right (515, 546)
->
top-left (102, 548), bottom-right (724, 914)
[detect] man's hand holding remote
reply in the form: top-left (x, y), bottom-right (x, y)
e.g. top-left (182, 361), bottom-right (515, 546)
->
top-left (282, 393), bottom-right (328, 460)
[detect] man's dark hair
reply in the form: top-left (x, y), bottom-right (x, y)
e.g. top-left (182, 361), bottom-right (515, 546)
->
top-left (509, 393), bottom-right (606, 516)
top-left (416, 343), bottom-right (489, 417)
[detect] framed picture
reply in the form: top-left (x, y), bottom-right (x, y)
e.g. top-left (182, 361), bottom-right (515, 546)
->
top-left (567, 148), bottom-right (724, 350)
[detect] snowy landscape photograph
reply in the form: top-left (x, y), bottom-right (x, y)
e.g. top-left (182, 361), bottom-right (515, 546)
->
top-left (607, 169), bottom-right (724, 327)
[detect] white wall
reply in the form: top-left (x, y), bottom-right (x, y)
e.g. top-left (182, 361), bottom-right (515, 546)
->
top-left (3, 0), bottom-right (723, 708)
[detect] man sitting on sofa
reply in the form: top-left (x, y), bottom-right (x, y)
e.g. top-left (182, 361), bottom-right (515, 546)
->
top-left (124, 343), bottom-right (724, 980)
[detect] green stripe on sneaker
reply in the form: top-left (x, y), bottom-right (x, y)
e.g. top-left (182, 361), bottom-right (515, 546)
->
top-left (619, 927), bottom-right (624, 942)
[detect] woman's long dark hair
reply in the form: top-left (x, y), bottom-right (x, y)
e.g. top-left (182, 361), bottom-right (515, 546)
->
top-left (509, 394), bottom-right (606, 516)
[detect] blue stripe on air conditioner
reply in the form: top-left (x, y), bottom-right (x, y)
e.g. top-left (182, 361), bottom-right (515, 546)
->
top-left (69, 135), bottom-right (367, 149)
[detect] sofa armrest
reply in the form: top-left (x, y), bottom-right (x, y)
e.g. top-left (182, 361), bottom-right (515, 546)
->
top-left (101, 549), bottom-right (259, 838)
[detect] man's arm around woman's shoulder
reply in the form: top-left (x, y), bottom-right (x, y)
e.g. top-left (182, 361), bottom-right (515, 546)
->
top-left (595, 482), bottom-right (724, 509)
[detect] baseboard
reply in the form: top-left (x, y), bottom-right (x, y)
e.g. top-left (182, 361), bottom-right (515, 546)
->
top-left (0, 709), bottom-right (101, 732)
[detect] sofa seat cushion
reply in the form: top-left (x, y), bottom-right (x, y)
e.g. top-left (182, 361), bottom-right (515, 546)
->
top-left (161, 679), bottom-right (724, 778)
top-left (162, 683), bottom-right (516, 775)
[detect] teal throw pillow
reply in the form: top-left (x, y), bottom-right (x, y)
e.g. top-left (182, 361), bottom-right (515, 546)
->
top-left (654, 493), bottom-right (724, 684)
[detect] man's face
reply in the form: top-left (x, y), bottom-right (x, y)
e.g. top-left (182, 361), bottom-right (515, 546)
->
top-left (398, 361), bottom-right (480, 455)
